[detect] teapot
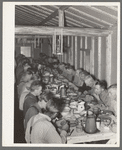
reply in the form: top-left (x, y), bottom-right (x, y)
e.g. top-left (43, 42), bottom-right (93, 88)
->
top-left (82, 111), bottom-right (99, 134)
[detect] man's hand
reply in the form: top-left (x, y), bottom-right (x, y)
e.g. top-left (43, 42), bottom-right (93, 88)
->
top-left (61, 121), bottom-right (70, 133)
top-left (55, 119), bottom-right (70, 133)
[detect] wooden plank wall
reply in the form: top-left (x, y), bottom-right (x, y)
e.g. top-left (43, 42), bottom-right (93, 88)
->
top-left (110, 26), bottom-right (117, 85)
top-left (94, 37), bottom-right (98, 78)
top-left (63, 32), bottom-right (117, 87)
top-left (15, 27), bottom-right (117, 87)
top-left (101, 37), bottom-right (106, 81)
top-left (86, 37), bottom-right (91, 72)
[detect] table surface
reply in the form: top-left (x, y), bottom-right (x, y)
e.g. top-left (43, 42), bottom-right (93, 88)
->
top-left (55, 75), bottom-right (117, 144)
top-left (67, 123), bottom-right (116, 144)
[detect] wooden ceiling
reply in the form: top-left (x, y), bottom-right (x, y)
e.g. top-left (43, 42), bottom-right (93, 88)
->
top-left (15, 5), bottom-right (118, 29)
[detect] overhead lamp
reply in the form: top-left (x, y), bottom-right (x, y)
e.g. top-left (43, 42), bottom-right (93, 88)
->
top-left (53, 29), bottom-right (63, 55)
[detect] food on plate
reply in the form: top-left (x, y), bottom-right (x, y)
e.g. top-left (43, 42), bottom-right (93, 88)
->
top-left (70, 101), bottom-right (78, 109)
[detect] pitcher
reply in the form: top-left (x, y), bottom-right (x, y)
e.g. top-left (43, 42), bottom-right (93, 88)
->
top-left (59, 85), bottom-right (67, 98)
top-left (82, 111), bottom-right (99, 134)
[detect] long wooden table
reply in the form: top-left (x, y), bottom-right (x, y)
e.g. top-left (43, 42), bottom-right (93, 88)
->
top-left (67, 124), bottom-right (116, 144)
top-left (54, 74), bottom-right (117, 144)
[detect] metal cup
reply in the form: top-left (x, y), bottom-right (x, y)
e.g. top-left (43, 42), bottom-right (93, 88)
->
top-left (49, 74), bottom-right (54, 83)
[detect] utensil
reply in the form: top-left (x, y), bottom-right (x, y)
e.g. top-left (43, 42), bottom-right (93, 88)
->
top-left (68, 129), bottom-right (74, 136)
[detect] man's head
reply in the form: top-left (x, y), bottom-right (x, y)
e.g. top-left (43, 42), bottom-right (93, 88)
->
top-left (45, 97), bottom-right (64, 120)
top-left (23, 63), bottom-right (31, 71)
top-left (107, 84), bottom-right (117, 101)
top-left (84, 75), bottom-right (95, 87)
top-left (25, 79), bottom-right (34, 90)
top-left (80, 70), bottom-right (89, 80)
top-left (42, 71), bottom-right (50, 84)
top-left (21, 70), bottom-right (33, 82)
top-left (29, 80), bottom-right (42, 96)
top-left (94, 80), bottom-right (107, 95)
top-left (38, 91), bottom-right (54, 109)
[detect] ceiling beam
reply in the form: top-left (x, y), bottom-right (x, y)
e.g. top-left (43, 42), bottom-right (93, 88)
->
top-left (59, 9), bottom-right (64, 27)
top-left (15, 26), bottom-right (113, 37)
top-left (39, 5), bottom-right (70, 26)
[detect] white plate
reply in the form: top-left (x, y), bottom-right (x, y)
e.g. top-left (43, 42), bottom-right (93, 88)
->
top-left (68, 93), bottom-right (77, 96)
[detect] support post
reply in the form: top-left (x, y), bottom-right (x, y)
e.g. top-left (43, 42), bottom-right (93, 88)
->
top-left (106, 34), bottom-right (112, 86)
top-left (84, 36), bottom-right (87, 70)
top-left (59, 9), bottom-right (64, 62)
top-left (34, 37), bottom-right (36, 48)
top-left (98, 37), bottom-right (102, 79)
top-left (80, 37), bottom-right (83, 68)
top-left (70, 36), bottom-right (74, 66)
top-left (90, 37), bottom-right (95, 74)
top-left (75, 36), bottom-right (78, 69)
top-left (67, 36), bottom-right (70, 63)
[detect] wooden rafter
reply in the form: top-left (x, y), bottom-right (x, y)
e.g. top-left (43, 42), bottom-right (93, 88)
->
top-left (15, 26), bottom-right (113, 37)
top-left (70, 7), bottom-right (113, 26)
top-left (39, 5), bottom-right (70, 25)
top-left (16, 6), bottom-right (46, 21)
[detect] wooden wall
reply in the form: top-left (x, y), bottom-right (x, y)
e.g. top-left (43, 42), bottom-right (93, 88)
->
top-left (60, 29), bottom-right (117, 86)
top-left (110, 26), bottom-right (117, 85)
top-left (41, 38), bottom-right (52, 57)
top-left (15, 26), bottom-right (117, 87)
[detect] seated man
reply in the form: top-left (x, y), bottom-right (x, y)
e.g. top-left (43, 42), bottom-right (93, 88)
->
top-left (24, 91), bottom-right (54, 130)
top-left (41, 71), bottom-right (50, 90)
top-left (91, 84), bottom-right (117, 133)
top-left (15, 54), bottom-right (26, 66)
top-left (16, 59), bottom-right (31, 84)
top-left (102, 84), bottom-right (117, 133)
top-left (108, 85), bottom-right (117, 133)
top-left (78, 74), bottom-right (94, 94)
top-left (25, 97), bottom-right (70, 144)
top-left (58, 62), bottom-right (66, 73)
top-left (73, 69), bottom-right (84, 87)
top-left (23, 80), bottom-right (43, 117)
top-left (79, 70), bottom-right (89, 81)
top-left (51, 61), bottom-right (60, 77)
top-left (19, 79), bottom-right (34, 111)
top-left (84, 75), bottom-right (95, 88)
top-left (66, 66), bottom-right (75, 82)
top-left (17, 70), bottom-right (33, 99)
top-left (105, 84), bottom-right (117, 116)
top-left (93, 80), bottom-right (107, 104)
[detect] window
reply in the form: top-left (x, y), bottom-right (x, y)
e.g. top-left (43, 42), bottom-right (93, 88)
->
top-left (21, 46), bottom-right (31, 57)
